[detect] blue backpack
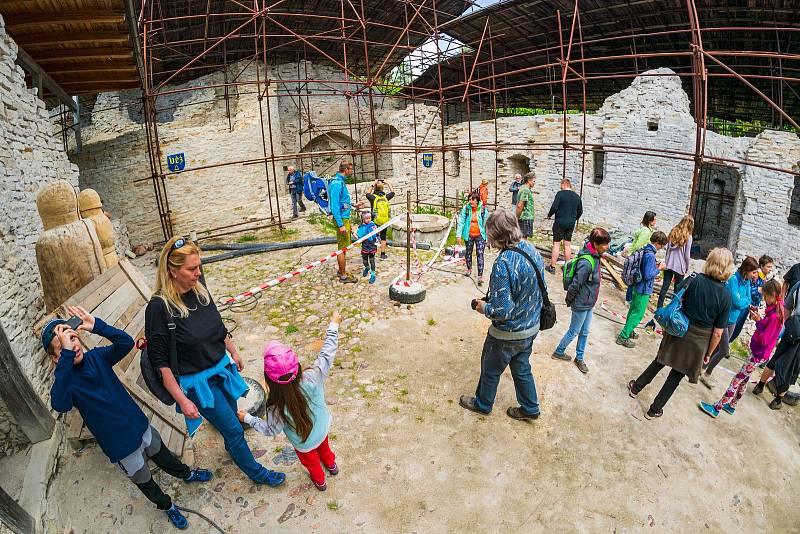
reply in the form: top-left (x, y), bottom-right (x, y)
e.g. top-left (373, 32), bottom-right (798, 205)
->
top-left (654, 273), bottom-right (696, 337)
top-left (302, 171), bottom-right (331, 215)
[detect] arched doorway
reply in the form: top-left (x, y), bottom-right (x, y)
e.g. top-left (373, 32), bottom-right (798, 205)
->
top-left (692, 163), bottom-right (742, 258)
top-left (299, 131), bottom-right (356, 177)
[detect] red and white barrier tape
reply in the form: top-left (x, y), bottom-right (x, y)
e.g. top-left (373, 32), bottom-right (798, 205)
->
top-left (600, 299), bottom-right (663, 335)
top-left (391, 213), bottom-right (458, 287)
top-left (221, 212), bottom-right (405, 306)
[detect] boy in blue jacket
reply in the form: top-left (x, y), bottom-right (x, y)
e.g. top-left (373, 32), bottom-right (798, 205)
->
top-left (616, 231), bottom-right (668, 348)
top-left (46, 305), bottom-right (213, 529)
top-left (356, 211), bottom-right (380, 284)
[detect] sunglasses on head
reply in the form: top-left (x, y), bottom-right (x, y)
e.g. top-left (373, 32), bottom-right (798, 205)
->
top-left (167, 237), bottom-right (191, 259)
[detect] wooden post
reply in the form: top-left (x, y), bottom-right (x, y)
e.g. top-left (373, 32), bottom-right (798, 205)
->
top-left (0, 485), bottom-right (34, 534)
top-left (406, 190), bottom-right (411, 281)
top-left (0, 323), bottom-right (55, 444)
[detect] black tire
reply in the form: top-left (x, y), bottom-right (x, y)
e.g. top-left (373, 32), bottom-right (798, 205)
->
top-left (238, 377), bottom-right (266, 424)
top-left (389, 281), bottom-right (426, 304)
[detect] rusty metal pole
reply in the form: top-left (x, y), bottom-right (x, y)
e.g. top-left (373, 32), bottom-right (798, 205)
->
top-left (406, 190), bottom-right (411, 281)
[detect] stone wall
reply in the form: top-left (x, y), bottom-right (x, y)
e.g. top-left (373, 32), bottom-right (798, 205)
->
top-left (0, 16), bottom-right (82, 452)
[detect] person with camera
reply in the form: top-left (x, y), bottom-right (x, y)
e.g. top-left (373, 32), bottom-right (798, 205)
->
top-left (47, 305), bottom-right (212, 529)
top-left (364, 178), bottom-right (395, 259)
top-left (286, 165), bottom-right (306, 218)
top-left (145, 237), bottom-right (286, 487)
top-left (459, 209), bottom-right (546, 421)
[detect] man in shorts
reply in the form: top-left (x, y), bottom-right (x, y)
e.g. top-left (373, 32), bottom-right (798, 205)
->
top-left (545, 178), bottom-right (583, 274)
top-left (516, 172), bottom-right (536, 239)
top-left (328, 161), bottom-right (365, 283)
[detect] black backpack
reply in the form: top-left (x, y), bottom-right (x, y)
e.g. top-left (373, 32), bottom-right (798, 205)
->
top-left (139, 304), bottom-right (179, 406)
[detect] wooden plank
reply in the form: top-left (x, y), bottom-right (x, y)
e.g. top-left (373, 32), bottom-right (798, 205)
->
top-left (0, 484), bottom-right (35, 534)
top-left (157, 418), bottom-right (174, 453)
top-left (167, 430), bottom-right (184, 458)
top-left (99, 281), bottom-right (140, 329)
top-left (114, 369), bottom-right (186, 435)
top-left (63, 268), bottom-right (127, 313)
top-left (15, 32), bottom-right (130, 48)
top-left (5, 12), bottom-right (126, 30)
top-left (65, 411), bottom-right (85, 450)
top-left (0, 323), bottom-right (55, 443)
top-left (114, 295), bottom-right (146, 332)
top-left (119, 259), bottom-right (154, 301)
top-left (181, 441), bottom-right (194, 465)
top-left (33, 48), bottom-right (133, 63)
top-left (600, 256), bottom-right (627, 290)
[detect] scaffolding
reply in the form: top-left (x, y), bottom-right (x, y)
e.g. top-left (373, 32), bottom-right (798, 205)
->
top-left (134, 0), bottom-right (800, 242)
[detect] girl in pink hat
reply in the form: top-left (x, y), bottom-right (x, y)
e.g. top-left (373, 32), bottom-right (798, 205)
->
top-left (238, 311), bottom-right (342, 491)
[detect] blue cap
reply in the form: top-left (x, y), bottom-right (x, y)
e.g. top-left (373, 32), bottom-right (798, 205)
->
top-left (41, 319), bottom-right (67, 352)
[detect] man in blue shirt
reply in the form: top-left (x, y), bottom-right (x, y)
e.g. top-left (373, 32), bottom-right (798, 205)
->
top-left (286, 165), bottom-right (306, 218)
top-left (328, 161), bottom-right (365, 283)
top-left (460, 209), bottom-right (545, 421)
top-left (46, 305), bottom-right (213, 529)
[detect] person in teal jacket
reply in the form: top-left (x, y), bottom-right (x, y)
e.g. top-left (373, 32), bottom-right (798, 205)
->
top-left (327, 162), bottom-right (364, 283)
top-left (456, 192), bottom-right (489, 286)
top-left (701, 256), bottom-right (760, 388)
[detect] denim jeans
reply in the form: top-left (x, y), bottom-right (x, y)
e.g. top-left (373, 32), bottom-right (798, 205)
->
top-left (555, 309), bottom-right (593, 361)
top-left (474, 333), bottom-right (540, 415)
top-left (729, 306), bottom-right (748, 344)
top-left (290, 190), bottom-right (306, 216)
top-left (185, 378), bottom-right (274, 483)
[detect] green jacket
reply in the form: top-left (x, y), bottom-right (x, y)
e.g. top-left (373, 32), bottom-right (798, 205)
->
top-left (457, 202), bottom-right (488, 241)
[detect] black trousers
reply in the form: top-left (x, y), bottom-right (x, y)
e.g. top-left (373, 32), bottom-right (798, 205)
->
top-left (656, 269), bottom-right (684, 310)
top-left (128, 435), bottom-right (191, 510)
top-left (632, 358), bottom-right (686, 413)
top-left (362, 253), bottom-right (376, 271)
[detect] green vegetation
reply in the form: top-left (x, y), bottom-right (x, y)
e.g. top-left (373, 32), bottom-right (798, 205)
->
top-left (427, 318), bottom-right (437, 326)
top-left (708, 116), bottom-right (797, 138)
top-left (308, 211), bottom-right (339, 235)
top-left (237, 234), bottom-right (257, 243)
top-left (730, 339), bottom-right (749, 360)
top-left (494, 106), bottom-right (589, 116)
top-left (285, 324), bottom-right (298, 335)
top-left (327, 501), bottom-right (340, 511)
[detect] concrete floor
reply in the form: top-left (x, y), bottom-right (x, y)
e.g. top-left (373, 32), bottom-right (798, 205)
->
top-left (41, 223), bottom-right (800, 533)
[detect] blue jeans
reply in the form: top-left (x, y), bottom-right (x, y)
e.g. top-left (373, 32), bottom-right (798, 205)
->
top-left (185, 378), bottom-right (274, 483)
top-left (474, 333), bottom-right (540, 415)
top-left (290, 190), bottom-right (306, 216)
top-left (554, 309), bottom-right (593, 361)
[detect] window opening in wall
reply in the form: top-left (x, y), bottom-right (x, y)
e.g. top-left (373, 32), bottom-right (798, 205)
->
top-left (789, 175), bottom-right (800, 226)
top-left (507, 154), bottom-right (531, 177)
top-left (647, 120), bottom-right (659, 131)
top-left (692, 163), bottom-right (740, 258)
top-left (593, 150), bottom-right (605, 184)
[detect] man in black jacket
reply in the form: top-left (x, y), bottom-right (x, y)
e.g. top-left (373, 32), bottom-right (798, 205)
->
top-left (546, 178), bottom-right (583, 274)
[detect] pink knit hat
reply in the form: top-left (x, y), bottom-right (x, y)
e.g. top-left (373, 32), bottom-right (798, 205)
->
top-left (262, 341), bottom-right (299, 384)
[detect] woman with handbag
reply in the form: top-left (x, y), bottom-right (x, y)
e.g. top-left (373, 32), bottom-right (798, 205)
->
top-left (627, 247), bottom-right (733, 419)
top-left (144, 237), bottom-right (286, 487)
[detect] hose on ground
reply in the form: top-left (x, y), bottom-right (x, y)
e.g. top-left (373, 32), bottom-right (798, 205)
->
top-left (174, 505), bottom-right (226, 534)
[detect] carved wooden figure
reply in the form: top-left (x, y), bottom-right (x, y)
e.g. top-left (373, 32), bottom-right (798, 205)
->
top-left (78, 188), bottom-right (118, 268)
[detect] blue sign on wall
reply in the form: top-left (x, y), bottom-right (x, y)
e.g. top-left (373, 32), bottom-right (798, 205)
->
top-left (166, 153), bottom-right (186, 172)
top-left (422, 153), bottom-right (433, 168)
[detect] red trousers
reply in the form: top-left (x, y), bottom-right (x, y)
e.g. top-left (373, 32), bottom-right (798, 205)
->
top-left (294, 436), bottom-right (336, 485)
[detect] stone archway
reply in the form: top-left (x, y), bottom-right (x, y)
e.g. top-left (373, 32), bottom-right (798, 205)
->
top-left (506, 154), bottom-right (532, 178)
top-left (299, 131), bottom-right (356, 177)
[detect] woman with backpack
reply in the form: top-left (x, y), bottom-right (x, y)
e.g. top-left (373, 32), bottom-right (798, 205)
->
top-left (645, 215), bottom-right (694, 330)
top-left (457, 192), bottom-right (489, 286)
top-left (628, 247), bottom-right (733, 419)
top-left (365, 179), bottom-right (395, 260)
top-left (551, 228), bottom-right (611, 374)
top-left (699, 256), bottom-right (760, 388)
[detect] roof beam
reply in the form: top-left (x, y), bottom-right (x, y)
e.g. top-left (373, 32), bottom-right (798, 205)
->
top-left (14, 46), bottom-right (77, 111)
top-left (15, 32), bottom-right (129, 49)
top-left (31, 48), bottom-right (134, 63)
top-left (57, 76), bottom-right (140, 85)
top-left (4, 11), bottom-right (126, 31)
top-left (45, 62), bottom-right (137, 74)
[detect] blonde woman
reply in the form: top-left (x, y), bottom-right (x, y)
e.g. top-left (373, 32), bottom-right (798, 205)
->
top-left (627, 247), bottom-right (733, 419)
top-left (645, 215), bottom-right (694, 329)
top-left (144, 237), bottom-right (286, 487)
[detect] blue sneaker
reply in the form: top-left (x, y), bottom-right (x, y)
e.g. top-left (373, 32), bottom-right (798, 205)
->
top-left (369, 271), bottom-right (376, 284)
top-left (721, 404), bottom-right (736, 415)
top-left (183, 468), bottom-right (213, 483)
top-left (362, 267), bottom-right (369, 277)
top-left (698, 401), bottom-right (719, 418)
top-left (256, 470), bottom-right (286, 487)
top-left (166, 505), bottom-right (188, 530)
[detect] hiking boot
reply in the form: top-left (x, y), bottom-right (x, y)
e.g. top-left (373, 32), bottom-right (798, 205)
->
top-left (574, 358), bottom-right (589, 374)
top-left (630, 330), bottom-right (639, 340)
top-left (183, 468), bottom-right (213, 483)
top-left (551, 350), bottom-right (571, 362)
top-left (325, 463), bottom-right (339, 476)
top-left (256, 470), bottom-right (286, 487)
top-left (166, 505), bottom-right (189, 530)
top-left (644, 320), bottom-right (656, 331)
top-left (752, 382), bottom-right (765, 395)
top-left (380, 252), bottom-right (387, 260)
top-left (699, 374), bottom-right (714, 390)
top-left (698, 401), bottom-right (719, 418)
top-left (312, 479), bottom-right (328, 491)
top-left (459, 395), bottom-right (490, 415)
top-left (506, 407), bottom-right (540, 421)
top-left (338, 274), bottom-right (357, 284)
top-left (477, 278), bottom-right (484, 287)
top-left (767, 380), bottom-right (778, 396)
top-left (369, 271), bottom-right (376, 284)
top-left (721, 403), bottom-right (736, 415)
top-left (627, 380), bottom-right (638, 398)
top-left (545, 265), bottom-right (556, 274)
top-left (783, 391), bottom-right (800, 406)
top-left (362, 267), bottom-right (369, 277)
top-left (644, 408), bottom-right (663, 420)
top-left (464, 270), bottom-right (472, 278)
top-left (769, 396), bottom-right (783, 410)
top-left (616, 335), bottom-right (635, 348)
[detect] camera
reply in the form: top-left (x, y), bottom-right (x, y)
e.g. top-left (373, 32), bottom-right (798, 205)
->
top-left (65, 316), bottom-right (82, 330)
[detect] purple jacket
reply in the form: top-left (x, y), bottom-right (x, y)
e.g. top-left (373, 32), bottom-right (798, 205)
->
top-left (750, 302), bottom-right (784, 361)
top-left (664, 237), bottom-right (692, 276)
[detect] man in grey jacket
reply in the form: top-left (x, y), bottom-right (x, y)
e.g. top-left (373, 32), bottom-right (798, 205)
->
top-left (551, 228), bottom-right (611, 373)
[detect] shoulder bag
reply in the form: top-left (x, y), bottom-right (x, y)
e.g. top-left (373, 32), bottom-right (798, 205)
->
top-left (140, 302), bottom-right (180, 406)
top-left (654, 273), bottom-right (696, 338)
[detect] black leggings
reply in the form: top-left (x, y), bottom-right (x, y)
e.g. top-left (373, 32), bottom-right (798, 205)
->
top-left (656, 269), bottom-right (684, 310)
top-left (362, 253), bottom-right (376, 272)
top-left (632, 358), bottom-right (686, 413)
top-left (130, 437), bottom-right (190, 510)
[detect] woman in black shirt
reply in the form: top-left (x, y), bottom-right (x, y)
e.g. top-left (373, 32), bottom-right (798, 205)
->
top-left (627, 247), bottom-right (733, 419)
top-left (145, 237), bottom-right (285, 487)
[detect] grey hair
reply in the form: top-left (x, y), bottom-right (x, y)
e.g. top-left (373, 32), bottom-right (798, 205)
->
top-left (486, 209), bottom-right (523, 250)
top-left (513, 173), bottom-right (522, 179)
top-left (339, 161), bottom-right (353, 172)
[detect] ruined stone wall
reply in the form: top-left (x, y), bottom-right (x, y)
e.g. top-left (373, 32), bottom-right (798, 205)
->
top-left (0, 16), bottom-right (80, 452)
